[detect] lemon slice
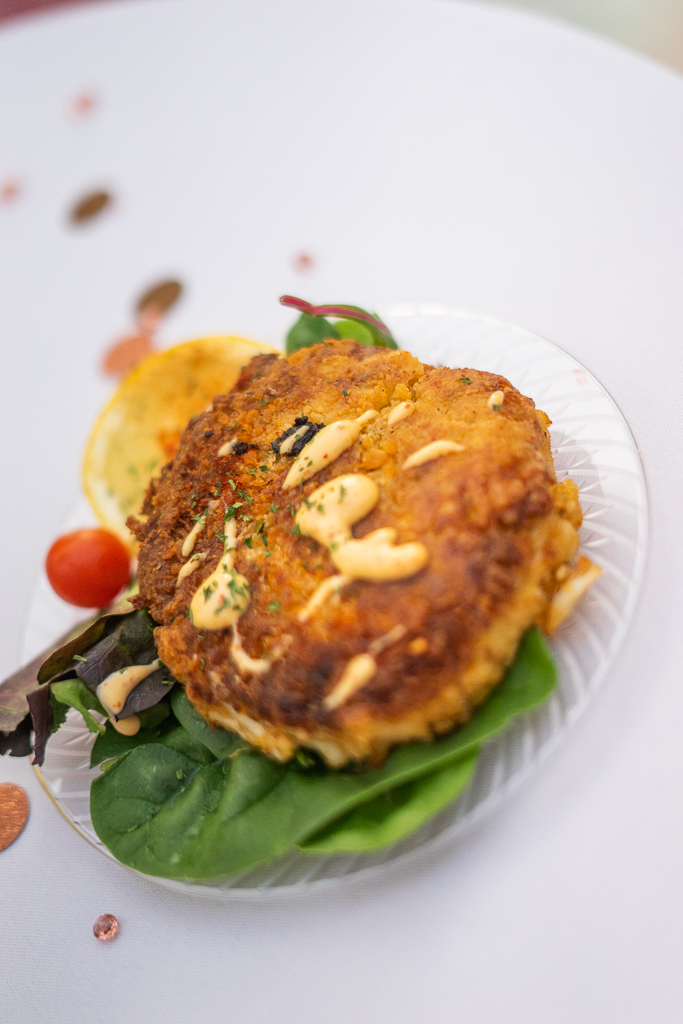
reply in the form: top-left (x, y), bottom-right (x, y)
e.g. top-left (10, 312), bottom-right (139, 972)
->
top-left (83, 335), bottom-right (279, 545)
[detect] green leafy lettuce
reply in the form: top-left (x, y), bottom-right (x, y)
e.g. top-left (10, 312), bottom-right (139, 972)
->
top-left (281, 296), bottom-right (398, 355)
top-left (89, 629), bottom-right (555, 880)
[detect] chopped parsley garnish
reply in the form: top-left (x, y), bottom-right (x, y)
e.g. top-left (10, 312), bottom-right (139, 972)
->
top-left (291, 524), bottom-right (301, 536)
top-left (339, 485), bottom-right (347, 502)
top-left (459, 376), bottom-right (471, 384)
top-left (259, 465), bottom-right (268, 472)
top-left (73, 654), bottom-right (87, 663)
top-left (228, 479), bottom-right (236, 491)
top-left (260, 397), bottom-right (269, 407)
top-left (244, 536), bottom-right (253, 548)
top-left (343, 390), bottom-right (349, 396)
top-left (268, 601), bottom-right (280, 612)
top-left (270, 504), bottom-right (279, 513)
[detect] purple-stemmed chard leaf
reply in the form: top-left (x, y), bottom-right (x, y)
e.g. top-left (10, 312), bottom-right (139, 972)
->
top-left (280, 296), bottom-right (398, 350)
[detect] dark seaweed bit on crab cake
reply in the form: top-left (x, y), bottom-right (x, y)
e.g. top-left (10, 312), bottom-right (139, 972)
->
top-left (128, 338), bottom-right (583, 768)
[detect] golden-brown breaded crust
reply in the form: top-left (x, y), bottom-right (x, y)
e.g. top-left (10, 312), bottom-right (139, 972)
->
top-left (130, 339), bottom-right (581, 765)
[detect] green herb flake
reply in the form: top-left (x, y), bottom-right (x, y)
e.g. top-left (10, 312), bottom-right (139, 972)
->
top-left (459, 376), bottom-right (471, 384)
top-left (73, 654), bottom-right (87, 663)
top-left (339, 485), bottom-right (347, 502)
top-left (244, 536), bottom-right (253, 548)
top-left (291, 524), bottom-right (301, 536)
top-left (270, 504), bottom-right (279, 513)
top-left (260, 397), bottom-right (269, 407)
top-left (343, 390), bottom-right (349, 397)
top-left (268, 601), bottom-right (280, 613)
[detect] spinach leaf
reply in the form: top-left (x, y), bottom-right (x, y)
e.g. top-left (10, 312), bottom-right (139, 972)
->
top-left (285, 313), bottom-right (339, 355)
top-left (300, 751), bottom-right (478, 854)
top-left (280, 296), bottom-right (398, 350)
top-left (90, 701), bottom-right (174, 767)
top-left (51, 679), bottom-right (107, 734)
top-left (170, 688), bottom-right (250, 759)
top-left (332, 318), bottom-right (374, 346)
top-left (90, 629), bottom-right (555, 879)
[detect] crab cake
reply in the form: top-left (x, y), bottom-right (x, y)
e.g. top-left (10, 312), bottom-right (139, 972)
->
top-left (129, 339), bottom-right (585, 767)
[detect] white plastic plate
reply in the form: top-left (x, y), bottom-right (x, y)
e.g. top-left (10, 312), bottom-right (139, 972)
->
top-left (24, 309), bottom-right (648, 895)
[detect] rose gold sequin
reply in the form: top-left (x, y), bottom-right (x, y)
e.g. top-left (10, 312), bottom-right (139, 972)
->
top-left (102, 279), bottom-right (184, 377)
top-left (69, 93), bottom-right (97, 118)
top-left (102, 333), bottom-right (155, 376)
top-left (136, 279), bottom-right (182, 317)
top-left (292, 252), bottom-right (314, 273)
top-left (69, 190), bottom-right (112, 224)
top-left (0, 783), bottom-right (29, 852)
top-left (1, 179), bottom-right (21, 203)
top-left (93, 914), bottom-right (119, 941)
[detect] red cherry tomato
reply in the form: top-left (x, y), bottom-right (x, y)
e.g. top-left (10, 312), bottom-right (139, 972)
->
top-left (46, 528), bottom-right (132, 608)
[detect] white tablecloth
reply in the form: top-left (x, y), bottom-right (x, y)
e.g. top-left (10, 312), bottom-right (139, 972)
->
top-left (2, 1), bottom-right (683, 1021)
